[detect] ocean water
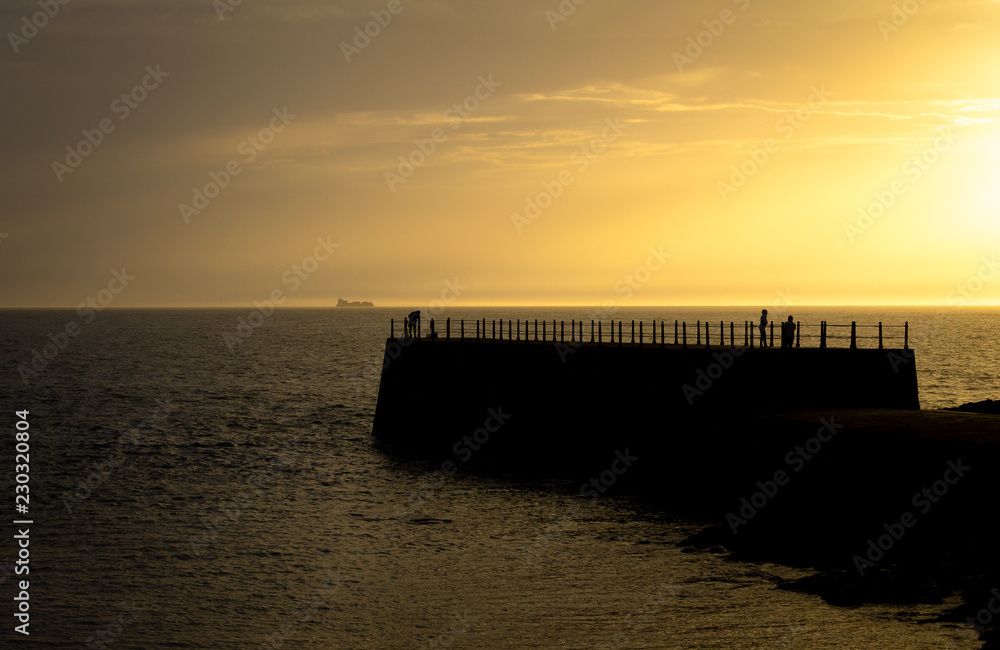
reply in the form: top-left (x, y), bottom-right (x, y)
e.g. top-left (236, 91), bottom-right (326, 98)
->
top-left (0, 306), bottom-right (994, 648)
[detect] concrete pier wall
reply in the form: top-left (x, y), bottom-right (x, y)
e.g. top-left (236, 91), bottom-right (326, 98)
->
top-left (371, 339), bottom-right (919, 473)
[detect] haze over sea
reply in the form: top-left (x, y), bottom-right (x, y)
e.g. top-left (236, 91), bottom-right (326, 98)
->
top-left (2, 306), bottom-right (994, 648)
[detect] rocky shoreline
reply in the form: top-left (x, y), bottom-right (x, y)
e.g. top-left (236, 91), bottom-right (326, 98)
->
top-left (674, 402), bottom-right (1000, 649)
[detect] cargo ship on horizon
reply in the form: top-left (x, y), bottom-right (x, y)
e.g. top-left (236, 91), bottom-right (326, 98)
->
top-left (337, 298), bottom-right (374, 307)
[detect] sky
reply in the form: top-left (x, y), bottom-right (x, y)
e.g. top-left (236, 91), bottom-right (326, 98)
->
top-left (2, 0), bottom-right (999, 308)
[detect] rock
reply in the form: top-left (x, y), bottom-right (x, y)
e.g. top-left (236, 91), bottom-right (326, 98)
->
top-left (944, 399), bottom-right (1000, 415)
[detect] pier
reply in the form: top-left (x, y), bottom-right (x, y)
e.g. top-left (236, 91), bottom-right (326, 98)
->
top-left (391, 317), bottom-right (909, 350)
top-left (373, 316), bottom-right (919, 473)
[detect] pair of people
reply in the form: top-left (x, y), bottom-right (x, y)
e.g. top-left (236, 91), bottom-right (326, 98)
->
top-left (403, 310), bottom-right (420, 338)
top-left (759, 309), bottom-right (796, 349)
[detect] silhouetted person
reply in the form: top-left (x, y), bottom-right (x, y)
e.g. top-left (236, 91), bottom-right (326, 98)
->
top-left (759, 309), bottom-right (768, 348)
top-left (781, 315), bottom-right (796, 349)
top-left (408, 310), bottom-right (421, 338)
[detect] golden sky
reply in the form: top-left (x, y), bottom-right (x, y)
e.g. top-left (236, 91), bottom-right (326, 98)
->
top-left (2, 0), bottom-right (999, 307)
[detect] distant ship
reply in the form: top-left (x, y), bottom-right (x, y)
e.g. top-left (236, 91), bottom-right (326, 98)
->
top-left (337, 298), bottom-right (374, 308)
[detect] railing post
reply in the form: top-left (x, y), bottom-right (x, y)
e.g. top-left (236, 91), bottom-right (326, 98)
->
top-left (705, 323), bottom-right (710, 349)
top-left (795, 321), bottom-right (800, 348)
top-left (542, 320), bottom-right (546, 341)
top-left (561, 320), bottom-right (564, 343)
top-left (730, 322), bottom-right (734, 347)
top-left (750, 322), bottom-right (754, 348)
top-left (493, 320), bottom-right (496, 340)
top-left (499, 318), bottom-right (503, 341)
top-left (639, 321), bottom-right (643, 348)
top-left (476, 320), bottom-right (480, 340)
top-left (820, 321), bottom-right (826, 348)
top-left (430, 318), bottom-right (436, 340)
top-left (696, 321), bottom-right (701, 346)
top-left (744, 321), bottom-right (748, 346)
top-left (661, 321), bottom-right (665, 349)
top-left (446, 317), bottom-right (450, 340)
top-left (610, 320), bottom-right (614, 344)
top-left (720, 321), bottom-right (724, 346)
top-left (769, 322), bottom-right (774, 348)
top-left (878, 322), bottom-right (882, 349)
top-left (904, 322), bottom-right (909, 350)
top-left (631, 320), bottom-right (635, 344)
top-left (674, 320), bottom-right (678, 345)
top-left (534, 319), bottom-right (538, 342)
top-left (652, 320), bottom-right (656, 345)
top-left (618, 321), bottom-right (622, 348)
top-left (461, 319), bottom-right (465, 339)
top-left (391, 318), bottom-right (394, 339)
top-left (598, 321), bottom-right (603, 345)
top-left (508, 319), bottom-right (511, 341)
top-left (591, 319), bottom-right (595, 343)
top-left (850, 321), bottom-right (857, 349)
top-left (682, 322), bottom-right (687, 349)
top-left (516, 319), bottom-right (520, 341)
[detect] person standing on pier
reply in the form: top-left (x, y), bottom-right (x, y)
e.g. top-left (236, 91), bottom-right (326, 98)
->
top-left (407, 310), bottom-right (421, 338)
top-left (759, 309), bottom-right (768, 348)
top-left (781, 315), bottom-right (796, 349)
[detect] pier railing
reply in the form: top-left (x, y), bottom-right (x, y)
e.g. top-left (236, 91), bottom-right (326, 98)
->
top-left (391, 318), bottom-right (909, 350)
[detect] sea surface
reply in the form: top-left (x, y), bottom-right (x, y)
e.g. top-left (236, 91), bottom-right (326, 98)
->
top-left (1, 306), bottom-right (996, 648)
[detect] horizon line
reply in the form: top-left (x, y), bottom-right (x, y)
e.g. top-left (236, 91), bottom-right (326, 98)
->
top-left (2, 303), bottom-right (998, 310)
